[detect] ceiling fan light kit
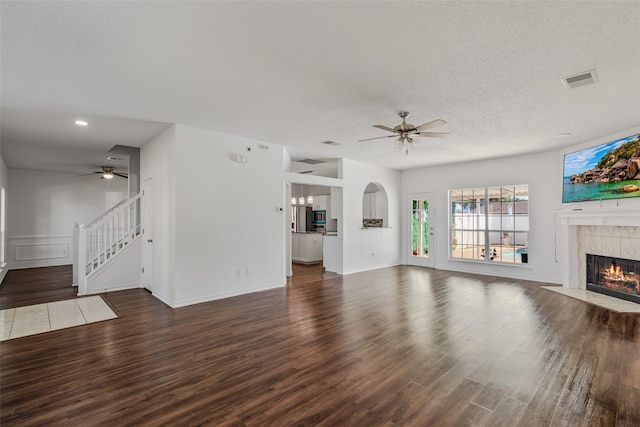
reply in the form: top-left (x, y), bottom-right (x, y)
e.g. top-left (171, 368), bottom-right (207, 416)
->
top-left (360, 111), bottom-right (449, 155)
top-left (79, 166), bottom-right (128, 180)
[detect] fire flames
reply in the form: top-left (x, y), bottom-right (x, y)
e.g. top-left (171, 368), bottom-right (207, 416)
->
top-left (609, 264), bottom-right (622, 277)
top-left (600, 262), bottom-right (640, 294)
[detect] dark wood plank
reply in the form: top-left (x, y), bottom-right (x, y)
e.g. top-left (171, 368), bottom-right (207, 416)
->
top-left (2, 264), bottom-right (640, 425)
top-left (0, 265), bottom-right (75, 309)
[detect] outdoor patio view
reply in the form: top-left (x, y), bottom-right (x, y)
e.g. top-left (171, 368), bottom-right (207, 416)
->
top-left (450, 185), bottom-right (529, 264)
top-left (411, 198), bottom-right (430, 258)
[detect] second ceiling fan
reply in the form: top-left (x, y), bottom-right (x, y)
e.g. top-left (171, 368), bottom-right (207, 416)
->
top-left (79, 166), bottom-right (128, 180)
top-left (359, 111), bottom-right (449, 154)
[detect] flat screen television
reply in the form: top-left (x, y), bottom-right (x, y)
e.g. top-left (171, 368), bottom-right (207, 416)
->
top-left (562, 133), bottom-right (640, 203)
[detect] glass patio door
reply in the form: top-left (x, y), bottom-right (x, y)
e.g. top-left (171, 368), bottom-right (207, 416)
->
top-left (408, 193), bottom-right (435, 268)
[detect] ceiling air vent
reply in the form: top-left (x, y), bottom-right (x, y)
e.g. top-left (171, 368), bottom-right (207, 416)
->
top-left (562, 69), bottom-right (598, 89)
top-left (296, 158), bottom-right (325, 165)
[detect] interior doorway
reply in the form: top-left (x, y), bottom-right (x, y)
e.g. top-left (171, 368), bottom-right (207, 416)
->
top-left (287, 262), bottom-right (339, 286)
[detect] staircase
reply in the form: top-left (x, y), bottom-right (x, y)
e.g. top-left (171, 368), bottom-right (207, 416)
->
top-left (73, 194), bottom-right (142, 295)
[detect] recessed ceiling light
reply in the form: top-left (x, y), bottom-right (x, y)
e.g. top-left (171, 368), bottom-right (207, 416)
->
top-left (75, 120), bottom-right (89, 126)
top-left (556, 133), bottom-right (572, 138)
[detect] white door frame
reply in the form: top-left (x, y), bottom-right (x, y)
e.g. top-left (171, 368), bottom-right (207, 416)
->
top-left (407, 192), bottom-right (435, 268)
top-left (142, 178), bottom-right (154, 291)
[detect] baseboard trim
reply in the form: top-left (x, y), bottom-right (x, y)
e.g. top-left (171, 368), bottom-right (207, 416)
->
top-left (171, 282), bottom-right (286, 308)
top-left (79, 283), bottom-right (141, 296)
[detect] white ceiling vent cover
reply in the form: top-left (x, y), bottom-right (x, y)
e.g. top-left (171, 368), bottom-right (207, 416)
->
top-left (296, 158), bottom-right (325, 165)
top-left (562, 69), bottom-right (598, 89)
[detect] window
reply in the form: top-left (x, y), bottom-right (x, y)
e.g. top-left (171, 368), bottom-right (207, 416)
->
top-left (411, 198), bottom-right (429, 257)
top-left (450, 185), bottom-right (529, 264)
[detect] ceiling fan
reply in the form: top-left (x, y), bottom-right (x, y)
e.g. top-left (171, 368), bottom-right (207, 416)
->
top-left (359, 111), bottom-right (449, 154)
top-left (79, 166), bottom-right (128, 180)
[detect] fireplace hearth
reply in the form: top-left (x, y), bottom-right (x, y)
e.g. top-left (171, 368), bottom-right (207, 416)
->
top-left (586, 254), bottom-right (640, 304)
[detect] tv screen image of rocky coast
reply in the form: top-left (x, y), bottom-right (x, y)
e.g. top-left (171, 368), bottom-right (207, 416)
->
top-left (563, 133), bottom-right (640, 203)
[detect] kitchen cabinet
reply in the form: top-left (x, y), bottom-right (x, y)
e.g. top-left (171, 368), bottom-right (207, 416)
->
top-left (292, 233), bottom-right (323, 263)
top-left (313, 195), bottom-right (329, 211)
top-left (362, 192), bottom-right (377, 219)
top-left (363, 191), bottom-right (386, 220)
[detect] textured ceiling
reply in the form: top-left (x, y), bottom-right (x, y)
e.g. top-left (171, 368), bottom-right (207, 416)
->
top-left (1, 1), bottom-right (639, 174)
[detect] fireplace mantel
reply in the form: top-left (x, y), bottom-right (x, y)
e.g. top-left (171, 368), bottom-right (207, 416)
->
top-left (554, 207), bottom-right (640, 227)
top-left (554, 206), bottom-right (640, 289)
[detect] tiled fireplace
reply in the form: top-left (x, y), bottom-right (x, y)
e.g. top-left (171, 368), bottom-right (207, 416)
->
top-left (555, 207), bottom-right (640, 291)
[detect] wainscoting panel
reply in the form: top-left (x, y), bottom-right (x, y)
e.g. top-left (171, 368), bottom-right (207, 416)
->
top-left (8, 235), bottom-right (73, 269)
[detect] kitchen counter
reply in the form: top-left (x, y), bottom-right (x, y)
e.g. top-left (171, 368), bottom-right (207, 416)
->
top-left (292, 231), bottom-right (338, 236)
top-left (292, 232), bottom-right (323, 263)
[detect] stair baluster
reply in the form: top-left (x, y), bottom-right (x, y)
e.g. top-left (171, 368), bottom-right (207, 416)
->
top-left (75, 194), bottom-right (142, 295)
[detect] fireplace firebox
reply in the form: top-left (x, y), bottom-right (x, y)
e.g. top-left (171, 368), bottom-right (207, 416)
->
top-left (586, 254), bottom-right (640, 304)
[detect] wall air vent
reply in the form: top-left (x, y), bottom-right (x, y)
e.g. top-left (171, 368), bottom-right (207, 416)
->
top-left (296, 158), bottom-right (325, 165)
top-left (562, 69), bottom-right (598, 89)
top-left (230, 153), bottom-right (248, 164)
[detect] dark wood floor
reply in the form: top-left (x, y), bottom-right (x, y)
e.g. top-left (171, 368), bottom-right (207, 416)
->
top-left (0, 265), bottom-right (77, 309)
top-left (2, 264), bottom-right (640, 426)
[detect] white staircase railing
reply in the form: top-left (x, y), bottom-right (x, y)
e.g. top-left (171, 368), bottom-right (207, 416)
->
top-left (74, 194), bottom-right (142, 295)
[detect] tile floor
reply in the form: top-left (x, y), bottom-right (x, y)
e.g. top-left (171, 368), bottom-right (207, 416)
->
top-left (541, 286), bottom-right (640, 313)
top-left (0, 296), bottom-right (117, 341)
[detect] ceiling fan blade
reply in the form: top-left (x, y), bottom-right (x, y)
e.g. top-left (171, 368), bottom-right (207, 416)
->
top-left (415, 131), bottom-right (450, 138)
top-left (358, 135), bottom-right (396, 142)
top-left (78, 172), bottom-right (103, 176)
top-left (372, 124), bottom-right (397, 133)
top-left (415, 119), bottom-right (447, 131)
top-left (113, 172), bottom-right (129, 178)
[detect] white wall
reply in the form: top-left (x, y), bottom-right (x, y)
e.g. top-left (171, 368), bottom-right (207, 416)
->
top-left (342, 159), bottom-right (402, 274)
top-left (402, 150), bottom-right (563, 283)
top-left (141, 124), bottom-right (287, 307)
top-left (7, 169), bottom-right (127, 269)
